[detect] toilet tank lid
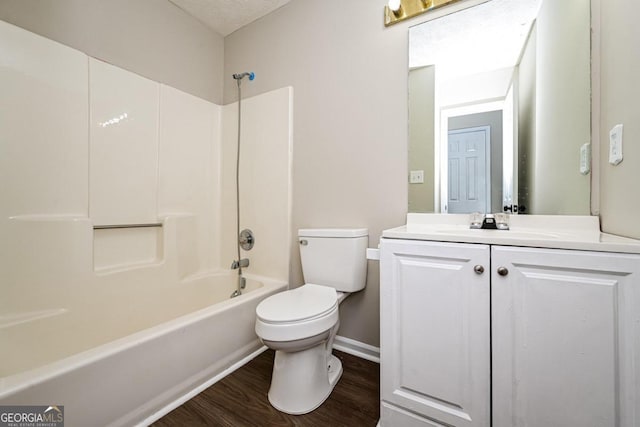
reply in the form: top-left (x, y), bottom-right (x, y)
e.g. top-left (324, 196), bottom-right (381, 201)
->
top-left (298, 228), bottom-right (368, 238)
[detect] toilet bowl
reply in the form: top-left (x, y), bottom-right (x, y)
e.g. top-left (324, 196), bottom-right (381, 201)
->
top-left (255, 228), bottom-right (368, 415)
top-left (256, 284), bottom-right (343, 414)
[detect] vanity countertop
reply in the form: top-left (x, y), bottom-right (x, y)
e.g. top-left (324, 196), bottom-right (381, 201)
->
top-left (382, 214), bottom-right (640, 254)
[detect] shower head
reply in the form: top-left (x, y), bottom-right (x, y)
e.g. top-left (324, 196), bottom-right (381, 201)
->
top-left (232, 71), bottom-right (255, 81)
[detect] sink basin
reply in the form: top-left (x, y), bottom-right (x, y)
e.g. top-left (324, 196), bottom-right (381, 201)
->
top-left (433, 228), bottom-right (562, 239)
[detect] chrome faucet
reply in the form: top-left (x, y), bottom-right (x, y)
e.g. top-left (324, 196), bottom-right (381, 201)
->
top-left (231, 258), bottom-right (250, 269)
top-left (470, 213), bottom-right (509, 230)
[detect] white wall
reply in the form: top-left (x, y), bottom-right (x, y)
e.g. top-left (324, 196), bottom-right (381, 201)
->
top-left (224, 0), bottom-right (411, 347)
top-left (0, 0), bottom-right (224, 104)
top-left (517, 24), bottom-right (537, 212)
top-left (533, 0), bottom-right (591, 215)
top-left (598, 0), bottom-right (640, 239)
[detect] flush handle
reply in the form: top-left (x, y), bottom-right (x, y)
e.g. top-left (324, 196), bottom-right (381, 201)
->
top-left (497, 266), bottom-right (509, 276)
top-left (474, 265), bottom-right (485, 274)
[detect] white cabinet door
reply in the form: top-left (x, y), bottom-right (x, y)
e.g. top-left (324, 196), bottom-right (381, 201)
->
top-left (380, 239), bottom-right (490, 426)
top-left (492, 246), bottom-right (640, 427)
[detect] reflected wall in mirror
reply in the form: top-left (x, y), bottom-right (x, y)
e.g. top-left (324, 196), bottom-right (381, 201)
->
top-left (408, 0), bottom-right (591, 215)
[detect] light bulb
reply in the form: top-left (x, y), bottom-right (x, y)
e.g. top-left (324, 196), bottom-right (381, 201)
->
top-left (388, 0), bottom-right (401, 12)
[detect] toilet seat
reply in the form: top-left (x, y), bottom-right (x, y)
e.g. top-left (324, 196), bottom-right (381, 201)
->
top-left (257, 284), bottom-right (338, 323)
top-left (256, 284), bottom-right (339, 342)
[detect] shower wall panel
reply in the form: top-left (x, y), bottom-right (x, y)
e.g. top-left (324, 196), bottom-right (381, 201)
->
top-left (89, 58), bottom-right (160, 226)
top-left (158, 85), bottom-right (222, 276)
top-left (0, 19), bottom-right (225, 319)
top-left (0, 20), bottom-right (88, 219)
top-left (221, 87), bottom-right (293, 283)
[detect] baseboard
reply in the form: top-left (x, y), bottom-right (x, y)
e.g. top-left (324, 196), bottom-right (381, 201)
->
top-left (136, 345), bottom-right (268, 426)
top-left (333, 335), bottom-right (380, 363)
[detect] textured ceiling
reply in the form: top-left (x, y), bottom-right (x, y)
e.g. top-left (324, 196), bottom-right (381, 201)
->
top-left (410, 0), bottom-right (541, 79)
top-left (169, 0), bottom-right (291, 36)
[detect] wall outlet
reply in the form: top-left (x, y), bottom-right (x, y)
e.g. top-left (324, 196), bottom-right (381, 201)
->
top-left (609, 124), bottom-right (623, 165)
top-left (409, 170), bottom-right (424, 184)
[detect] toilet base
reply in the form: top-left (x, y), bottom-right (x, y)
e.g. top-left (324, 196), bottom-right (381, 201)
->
top-left (327, 354), bottom-right (343, 389)
top-left (268, 346), bottom-right (343, 415)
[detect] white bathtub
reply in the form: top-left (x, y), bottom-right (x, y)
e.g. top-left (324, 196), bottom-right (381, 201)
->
top-left (0, 271), bottom-right (286, 426)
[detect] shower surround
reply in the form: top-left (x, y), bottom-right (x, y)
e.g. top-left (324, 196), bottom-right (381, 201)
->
top-left (0, 20), bottom-right (292, 425)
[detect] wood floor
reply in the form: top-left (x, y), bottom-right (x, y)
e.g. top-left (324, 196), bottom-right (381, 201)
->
top-left (152, 350), bottom-right (380, 427)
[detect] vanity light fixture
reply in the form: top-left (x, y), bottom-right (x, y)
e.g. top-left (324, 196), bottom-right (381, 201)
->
top-left (384, 0), bottom-right (481, 27)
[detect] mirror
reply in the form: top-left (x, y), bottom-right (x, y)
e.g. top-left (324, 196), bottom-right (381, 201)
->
top-left (408, 0), bottom-right (591, 215)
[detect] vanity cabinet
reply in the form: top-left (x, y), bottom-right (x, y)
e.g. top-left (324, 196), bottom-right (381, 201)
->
top-left (380, 239), bottom-right (640, 427)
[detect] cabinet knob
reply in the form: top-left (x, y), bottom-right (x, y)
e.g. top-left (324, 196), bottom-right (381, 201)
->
top-left (474, 265), bottom-right (485, 274)
top-left (497, 266), bottom-right (509, 276)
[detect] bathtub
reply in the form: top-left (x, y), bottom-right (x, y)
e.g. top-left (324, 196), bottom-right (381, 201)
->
top-left (0, 271), bottom-right (286, 426)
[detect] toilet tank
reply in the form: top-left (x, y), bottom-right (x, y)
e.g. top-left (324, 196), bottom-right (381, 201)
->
top-left (298, 228), bottom-right (368, 293)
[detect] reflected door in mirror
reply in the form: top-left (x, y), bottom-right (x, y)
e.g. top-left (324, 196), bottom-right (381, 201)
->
top-left (447, 126), bottom-right (490, 213)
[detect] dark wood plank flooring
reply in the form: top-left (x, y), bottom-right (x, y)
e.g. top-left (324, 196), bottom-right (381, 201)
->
top-left (152, 350), bottom-right (380, 427)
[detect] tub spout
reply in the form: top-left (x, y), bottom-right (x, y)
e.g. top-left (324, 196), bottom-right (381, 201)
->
top-left (230, 276), bottom-right (246, 298)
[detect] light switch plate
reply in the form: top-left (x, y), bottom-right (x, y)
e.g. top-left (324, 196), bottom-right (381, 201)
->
top-left (609, 124), bottom-right (623, 165)
top-left (409, 170), bottom-right (424, 184)
top-left (580, 143), bottom-right (591, 175)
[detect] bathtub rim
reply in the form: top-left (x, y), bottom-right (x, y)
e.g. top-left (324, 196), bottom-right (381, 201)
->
top-left (0, 271), bottom-right (287, 398)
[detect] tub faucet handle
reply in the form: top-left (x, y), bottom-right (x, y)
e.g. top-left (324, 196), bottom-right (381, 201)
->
top-left (231, 258), bottom-right (250, 269)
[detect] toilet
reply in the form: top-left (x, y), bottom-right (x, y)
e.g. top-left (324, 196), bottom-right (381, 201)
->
top-left (255, 228), bottom-right (368, 415)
